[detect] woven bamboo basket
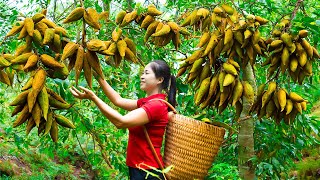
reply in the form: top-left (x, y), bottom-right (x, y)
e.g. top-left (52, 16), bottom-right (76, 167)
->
top-left (163, 114), bottom-right (225, 179)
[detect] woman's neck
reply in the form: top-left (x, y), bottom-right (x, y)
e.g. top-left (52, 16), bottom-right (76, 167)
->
top-left (146, 88), bottom-right (162, 97)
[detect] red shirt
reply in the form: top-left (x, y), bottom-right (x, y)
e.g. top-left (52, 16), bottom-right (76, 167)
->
top-left (126, 94), bottom-right (168, 169)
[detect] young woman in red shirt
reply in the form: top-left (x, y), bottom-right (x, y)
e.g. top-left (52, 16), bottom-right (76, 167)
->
top-left (70, 60), bottom-right (176, 180)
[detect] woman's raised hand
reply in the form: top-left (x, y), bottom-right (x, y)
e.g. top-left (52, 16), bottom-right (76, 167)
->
top-left (70, 86), bottom-right (96, 100)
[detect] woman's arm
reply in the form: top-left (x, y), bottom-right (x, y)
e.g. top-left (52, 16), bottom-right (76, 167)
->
top-left (97, 77), bottom-right (137, 111)
top-left (70, 86), bottom-right (149, 129)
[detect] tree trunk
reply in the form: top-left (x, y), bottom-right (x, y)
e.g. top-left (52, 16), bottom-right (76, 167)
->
top-left (238, 63), bottom-right (256, 180)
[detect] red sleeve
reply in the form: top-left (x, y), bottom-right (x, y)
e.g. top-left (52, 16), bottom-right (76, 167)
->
top-left (140, 100), bottom-right (166, 122)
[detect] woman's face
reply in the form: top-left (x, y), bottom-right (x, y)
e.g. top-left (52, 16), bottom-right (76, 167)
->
top-left (140, 63), bottom-right (163, 92)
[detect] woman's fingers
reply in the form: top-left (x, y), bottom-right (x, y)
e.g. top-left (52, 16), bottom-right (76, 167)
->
top-left (71, 86), bottom-right (82, 94)
top-left (78, 86), bottom-right (89, 92)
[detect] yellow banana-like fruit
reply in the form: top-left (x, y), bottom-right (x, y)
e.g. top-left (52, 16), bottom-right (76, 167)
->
top-left (115, 10), bottom-right (127, 24)
top-left (196, 8), bottom-right (210, 19)
top-left (31, 102), bottom-right (41, 127)
top-left (124, 47), bottom-right (138, 63)
top-left (49, 96), bottom-right (71, 109)
top-left (120, 10), bottom-right (137, 27)
top-left (40, 54), bottom-right (64, 68)
top-left (41, 18), bottom-right (57, 28)
top-left (289, 92), bottom-right (304, 102)
top-left (218, 71), bottom-right (226, 92)
top-left (26, 117), bottom-right (35, 135)
top-left (186, 50), bottom-right (203, 64)
top-left (13, 104), bottom-right (30, 128)
top-left (43, 28), bottom-right (55, 45)
top-left (266, 100), bottom-right (276, 118)
top-left (167, 21), bottom-right (180, 33)
top-left (32, 29), bottom-right (43, 45)
top-left (21, 77), bottom-right (33, 91)
top-left (84, 8), bottom-right (100, 30)
top-left (231, 80), bottom-right (243, 106)
top-left (23, 54), bottom-right (38, 70)
top-left (141, 15), bottom-right (155, 29)
top-left (82, 53), bottom-right (92, 88)
top-left (63, 7), bottom-right (85, 23)
top-left (224, 28), bottom-right (233, 45)
top-left (203, 32), bottom-right (219, 56)
top-left (144, 20), bottom-right (159, 43)
top-left (75, 45), bottom-right (84, 85)
top-left (6, 21), bottom-right (25, 37)
top-left (112, 27), bottom-right (122, 42)
top-left (11, 52), bottom-right (33, 64)
top-left (124, 37), bottom-right (136, 55)
top-left (300, 101), bottom-right (307, 111)
top-left (32, 13), bottom-right (45, 23)
top-left (44, 111), bottom-right (53, 136)
top-left (54, 27), bottom-right (68, 37)
top-left (50, 119), bottom-right (58, 142)
top-left (221, 4), bottom-right (234, 15)
top-left (0, 56), bottom-right (11, 68)
top-left (24, 18), bottom-right (34, 36)
top-left (281, 46), bottom-right (290, 66)
top-left (55, 114), bottom-right (76, 129)
top-left (117, 39), bottom-right (127, 57)
top-left (87, 39), bottom-right (107, 51)
top-left (223, 63), bottom-right (238, 76)
top-left (270, 40), bottom-right (283, 49)
top-left (223, 73), bottom-right (235, 86)
top-left (35, 21), bottom-right (48, 35)
top-left (195, 77), bottom-right (211, 105)
top-left (61, 42), bottom-right (79, 61)
top-left (152, 24), bottom-right (171, 37)
top-left (17, 25), bottom-right (28, 40)
top-left (197, 32), bottom-right (210, 47)
top-left (301, 39), bottom-right (313, 58)
top-left (255, 16), bottom-right (269, 25)
top-left (280, 33), bottom-right (293, 47)
top-left (190, 58), bottom-right (204, 73)
top-left (147, 5), bottom-right (162, 16)
top-left (37, 87), bottom-right (49, 121)
top-left (242, 81), bottom-right (254, 104)
top-left (87, 51), bottom-right (104, 79)
top-left (289, 56), bottom-right (298, 72)
top-left (277, 88), bottom-right (287, 112)
top-left (298, 30), bottom-right (308, 38)
top-left (285, 99), bottom-right (293, 115)
top-left (298, 51), bottom-right (307, 67)
top-left (293, 102), bottom-right (302, 114)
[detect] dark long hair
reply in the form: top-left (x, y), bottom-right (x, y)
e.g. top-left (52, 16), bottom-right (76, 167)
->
top-left (149, 60), bottom-right (177, 108)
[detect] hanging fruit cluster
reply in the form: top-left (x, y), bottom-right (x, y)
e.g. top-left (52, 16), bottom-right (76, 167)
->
top-left (176, 4), bottom-right (269, 116)
top-left (0, 54), bottom-right (15, 86)
top-left (62, 7), bottom-right (139, 86)
top-left (193, 58), bottom-right (255, 118)
top-left (86, 27), bottom-right (138, 68)
top-left (115, 4), bottom-right (189, 49)
top-left (250, 82), bottom-right (307, 124)
top-left (262, 17), bottom-right (320, 83)
top-left (3, 11), bottom-right (77, 142)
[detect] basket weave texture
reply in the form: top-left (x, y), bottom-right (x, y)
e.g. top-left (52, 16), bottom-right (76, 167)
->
top-left (163, 114), bottom-right (225, 179)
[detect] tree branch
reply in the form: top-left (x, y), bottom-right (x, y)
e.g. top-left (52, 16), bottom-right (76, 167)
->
top-left (287, 0), bottom-right (304, 30)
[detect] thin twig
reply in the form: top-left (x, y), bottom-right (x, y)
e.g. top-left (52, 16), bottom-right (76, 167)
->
top-left (75, 131), bottom-right (89, 159)
top-left (73, 108), bottom-right (113, 169)
top-left (287, 0), bottom-right (304, 30)
top-left (0, 36), bottom-right (7, 47)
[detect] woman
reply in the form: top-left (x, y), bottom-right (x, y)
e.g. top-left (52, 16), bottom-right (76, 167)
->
top-left (70, 60), bottom-right (176, 180)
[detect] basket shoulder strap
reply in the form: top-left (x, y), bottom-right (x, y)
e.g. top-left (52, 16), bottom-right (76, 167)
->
top-left (148, 98), bottom-right (177, 114)
top-left (143, 126), bottom-right (168, 180)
